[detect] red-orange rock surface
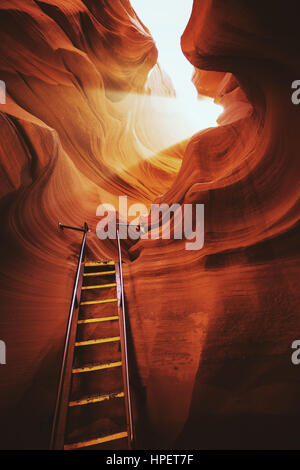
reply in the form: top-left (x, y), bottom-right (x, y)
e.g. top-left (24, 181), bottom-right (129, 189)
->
top-left (0, 0), bottom-right (300, 449)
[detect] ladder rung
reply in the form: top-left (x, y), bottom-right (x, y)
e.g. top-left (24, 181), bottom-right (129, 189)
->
top-left (69, 391), bottom-right (124, 407)
top-left (64, 431), bottom-right (128, 450)
top-left (72, 361), bottom-right (122, 374)
top-left (81, 283), bottom-right (116, 290)
top-left (85, 261), bottom-right (115, 267)
top-left (75, 337), bottom-right (120, 347)
top-left (80, 299), bottom-right (117, 306)
top-left (83, 271), bottom-right (116, 277)
top-left (77, 316), bottom-right (119, 324)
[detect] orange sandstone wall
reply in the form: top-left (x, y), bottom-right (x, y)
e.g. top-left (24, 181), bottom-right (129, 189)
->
top-left (0, 0), bottom-right (299, 450)
top-left (0, 0), bottom-right (182, 449)
top-left (126, 0), bottom-right (300, 449)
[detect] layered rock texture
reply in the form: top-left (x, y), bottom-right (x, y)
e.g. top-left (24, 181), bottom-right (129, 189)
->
top-left (0, 0), bottom-right (300, 449)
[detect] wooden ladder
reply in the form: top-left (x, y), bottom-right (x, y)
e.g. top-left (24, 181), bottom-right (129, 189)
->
top-left (51, 260), bottom-right (133, 450)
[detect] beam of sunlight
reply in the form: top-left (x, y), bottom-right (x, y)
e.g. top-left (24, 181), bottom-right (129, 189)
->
top-left (130, 0), bottom-right (223, 135)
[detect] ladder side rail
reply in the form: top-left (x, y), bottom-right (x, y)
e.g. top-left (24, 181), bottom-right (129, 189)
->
top-left (49, 222), bottom-right (89, 449)
top-left (116, 228), bottom-right (135, 448)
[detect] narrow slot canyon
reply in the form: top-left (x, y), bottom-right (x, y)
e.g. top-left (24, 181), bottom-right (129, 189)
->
top-left (0, 0), bottom-right (300, 450)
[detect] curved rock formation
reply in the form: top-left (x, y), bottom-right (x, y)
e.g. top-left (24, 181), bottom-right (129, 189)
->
top-left (127, 0), bottom-right (300, 449)
top-left (0, 0), bottom-right (300, 450)
top-left (0, 0), bottom-right (183, 449)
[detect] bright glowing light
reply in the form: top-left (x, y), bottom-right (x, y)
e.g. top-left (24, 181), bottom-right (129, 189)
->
top-left (130, 0), bottom-right (222, 132)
